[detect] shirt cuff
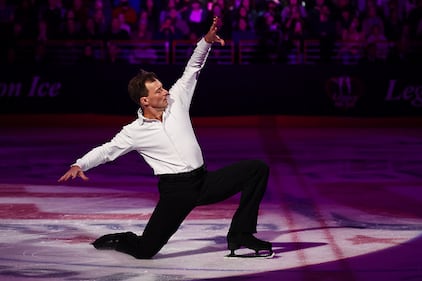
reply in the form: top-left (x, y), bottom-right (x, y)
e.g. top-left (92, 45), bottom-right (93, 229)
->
top-left (200, 37), bottom-right (212, 46)
top-left (72, 161), bottom-right (85, 171)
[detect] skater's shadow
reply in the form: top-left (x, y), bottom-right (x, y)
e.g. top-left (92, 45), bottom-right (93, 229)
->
top-left (272, 241), bottom-right (327, 255)
top-left (155, 235), bottom-right (326, 259)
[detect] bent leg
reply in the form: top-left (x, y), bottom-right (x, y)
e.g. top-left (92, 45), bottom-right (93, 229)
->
top-left (116, 197), bottom-right (195, 259)
top-left (116, 177), bottom-right (202, 259)
top-left (197, 159), bottom-right (269, 234)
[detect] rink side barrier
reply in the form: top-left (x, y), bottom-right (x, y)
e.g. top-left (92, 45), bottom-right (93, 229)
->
top-left (0, 64), bottom-right (421, 118)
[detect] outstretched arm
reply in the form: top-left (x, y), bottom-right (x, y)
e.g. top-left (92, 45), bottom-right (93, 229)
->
top-left (57, 125), bottom-right (134, 183)
top-left (204, 16), bottom-right (225, 46)
top-left (169, 17), bottom-right (225, 108)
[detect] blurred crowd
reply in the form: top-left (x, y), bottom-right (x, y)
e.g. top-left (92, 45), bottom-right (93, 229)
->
top-left (1, 0), bottom-right (422, 64)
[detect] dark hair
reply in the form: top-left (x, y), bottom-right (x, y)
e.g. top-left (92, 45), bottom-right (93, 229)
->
top-left (128, 69), bottom-right (158, 106)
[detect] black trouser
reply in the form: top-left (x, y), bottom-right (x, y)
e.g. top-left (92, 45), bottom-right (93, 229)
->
top-left (116, 159), bottom-right (269, 259)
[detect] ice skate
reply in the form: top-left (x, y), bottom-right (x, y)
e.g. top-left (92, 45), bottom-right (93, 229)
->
top-left (92, 231), bottom-right (137, 250)
top-left (226, 233), bottom-right (274, 258)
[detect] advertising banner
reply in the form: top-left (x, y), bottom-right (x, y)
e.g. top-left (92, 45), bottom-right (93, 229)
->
top-left (0, 64), bottom-right (420, 117)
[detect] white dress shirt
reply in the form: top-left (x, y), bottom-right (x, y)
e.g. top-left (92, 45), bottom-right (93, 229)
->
top-left (73, 38), bottom-right (211, 175)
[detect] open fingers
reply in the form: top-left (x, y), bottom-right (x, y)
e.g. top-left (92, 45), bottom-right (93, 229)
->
top-left (58, 167), bottom-right (89, 182)
top-left (215, 35), bottom-right (225, 46)
top-left (208, 16), bottom-right (224, 46)
top-left (211, 16), bottom-right (222, 32)
top-left (79, 171), bottom-right (89, 181)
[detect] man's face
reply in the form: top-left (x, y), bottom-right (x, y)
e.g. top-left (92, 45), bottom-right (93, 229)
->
top-left (144, 79), bottom-right (169, 110)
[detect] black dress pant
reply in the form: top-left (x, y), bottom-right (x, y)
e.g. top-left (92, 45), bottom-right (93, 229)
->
top-left (116, 159), bottom-right (269, 259)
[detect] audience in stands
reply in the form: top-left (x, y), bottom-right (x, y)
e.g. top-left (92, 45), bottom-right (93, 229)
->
top-left (338, 14), bottom-right (365, 64)
top-left (1, 0), bottom-right (421, 64)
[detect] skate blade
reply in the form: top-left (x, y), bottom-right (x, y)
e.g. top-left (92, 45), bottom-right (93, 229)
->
top-left (224, 251), bottom-right (275, 259)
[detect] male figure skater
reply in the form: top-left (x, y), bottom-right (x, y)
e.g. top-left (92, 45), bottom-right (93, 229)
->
top-left (58, 17), bottom-right (273, 259)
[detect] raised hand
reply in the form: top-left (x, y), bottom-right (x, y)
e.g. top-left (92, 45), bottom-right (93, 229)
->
top-left (204, 16), bottom-right (225, 46)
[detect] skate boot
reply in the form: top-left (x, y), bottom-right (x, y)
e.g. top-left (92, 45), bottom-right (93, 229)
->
top-left (92, 231), bottom-right (138, 250)
top-left (226, 233), bottom-right (274, 258)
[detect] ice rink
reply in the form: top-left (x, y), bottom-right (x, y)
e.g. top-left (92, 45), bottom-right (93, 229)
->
top-left (1, 115), bottom-right (421, 281)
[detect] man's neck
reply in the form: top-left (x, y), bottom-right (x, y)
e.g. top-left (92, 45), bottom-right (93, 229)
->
top-left (143, 109), bottom-right (164, 122)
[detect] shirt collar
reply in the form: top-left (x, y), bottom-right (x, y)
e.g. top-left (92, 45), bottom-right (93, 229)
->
top-left (137, 107), bottom-right (168, 124)
top-left (137, 108), bottom-right (150, 125)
